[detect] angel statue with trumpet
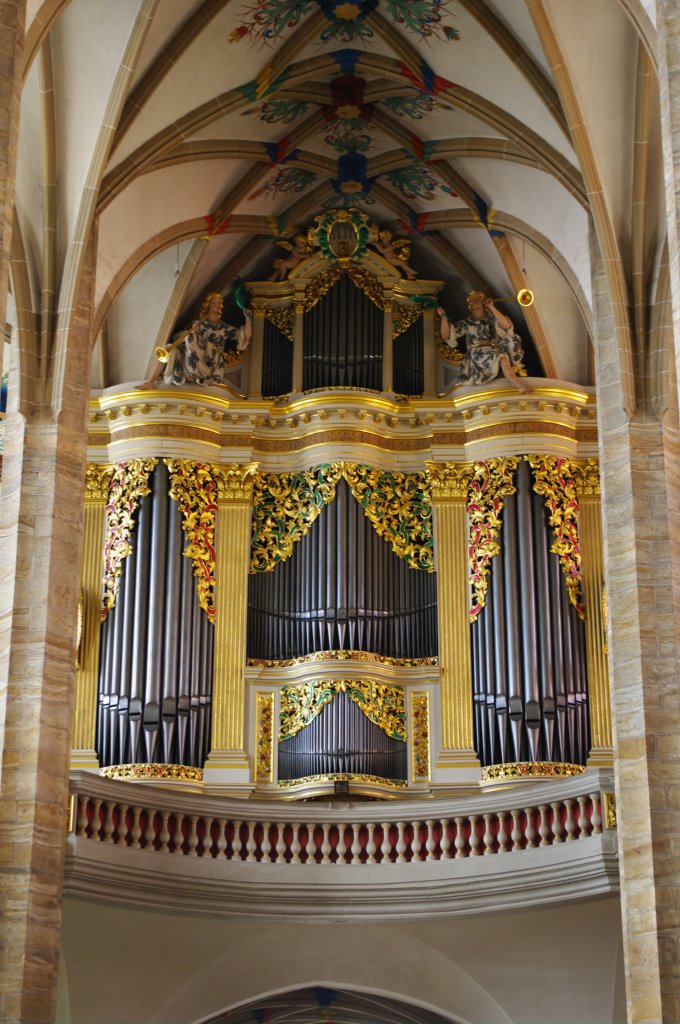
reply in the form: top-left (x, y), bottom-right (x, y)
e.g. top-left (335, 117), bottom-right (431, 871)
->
top-left (138, 287), bottom-right (252, 389)
top-left (436, 291), bottom-right (530, 393)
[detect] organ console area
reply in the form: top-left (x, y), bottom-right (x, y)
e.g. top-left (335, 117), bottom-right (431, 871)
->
top-left (73, 209), bottom-right (611, 798)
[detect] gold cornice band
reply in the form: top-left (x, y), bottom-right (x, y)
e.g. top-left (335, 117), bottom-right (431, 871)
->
top-left (248, 651), bottom-right (438, 668)
top-left (481, 762), bottom-right (586, 781)
top-left (278, 773), bottom-right (407, 789)
top-left (99, 763), bottom-right (203, 782)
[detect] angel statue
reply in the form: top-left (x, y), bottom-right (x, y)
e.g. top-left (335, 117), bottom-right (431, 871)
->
top-left (269, 234), bottom-right (313, 281)
top-left (373, 230), bottom-right (418, 279)
top-left (437, 291), bottom-right (530, 393)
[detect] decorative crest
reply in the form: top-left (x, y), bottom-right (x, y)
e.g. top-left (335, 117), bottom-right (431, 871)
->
top-left (308, 208), bottom-right (377, 264)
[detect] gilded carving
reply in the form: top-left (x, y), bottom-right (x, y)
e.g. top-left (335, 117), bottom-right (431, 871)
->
top-left (342, 463), bottom-right (434, 572)
top-left (101, 459), bottom-right (158, 620)
top-left (279, 679), bottom-right (406, 742)
top-left (603, 790), bottom-right (617, 829)
top-left (468, 458), bottom-right (519, 621)
top-left (99, 763), bottom-right (203, 781)
top-left (393, 302), bottom-right (424, 339)
top-left (247, 650), bottom-right (438, 668)
top-left (251, 464), bottom-right (343, 573)
top-left (426, 461), bottom-right (473, 501)
top-left (481, 762), bottom-right (586, 781)
top-left (264, 304), bottom-right (295, 340)
top-left (214, 462), bottom-right (259, 503)
top-left (85, 463), bottom-right (115, 502)
top-left (278, 773), bottom-right (406, 789)
top-left (528, 455), bottom-right (585, 619)
top-left (165, 460), bottom-right (220, 621)
top-left (571, 458), bottom-right (601, 498)
top-left (411, 692), bottom-right (431, 781)
top-left (305, 266), bottom-right (384, 313)
top-left (255, 693), bottom-right (275, 783)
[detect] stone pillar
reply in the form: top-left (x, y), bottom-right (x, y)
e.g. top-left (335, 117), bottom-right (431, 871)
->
top-left (0, 0), bottom-right (25, 335)
top-left (572, 459), bottom-right (613, 766)
top-left (248, 305), bottom-right (265, 398)
top-left (591, 232), bottom-right (680, 1024)
top-left (657, 2), bottom-right (680, 415)
top-left (71, 465), bottom-right (115, 770)
top-left (422, 309), bottom-right (436, 396)
top-left (291, 297), bottom-right (304, 392)
top-left (426, 462), bottom-right (480, 785)
top-left (203, 463), bottom-right (258, 792)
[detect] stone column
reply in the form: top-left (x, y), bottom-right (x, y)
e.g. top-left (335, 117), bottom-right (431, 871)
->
top-left (657, 2), bottom-right (680, 415)
top-left (247, 305), bottom-right (266, 397)
top-left (71, 464), bottom-right (115, 770)
top-left (572, 459), bottom-right (613, 766)
top-left (591, 232), bottom-right (680, 1024)
top-left (0, 0), bottom-right (25, 335)
top-left (203, 463), bottom-right (258, 792)
top-left (291, 296), bottom-right (305, 392)
top-left (426, 462), bottom-right (480, 785)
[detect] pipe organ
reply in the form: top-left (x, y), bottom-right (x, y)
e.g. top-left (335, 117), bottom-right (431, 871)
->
top-left (75, 209), bottom-right (611, 796)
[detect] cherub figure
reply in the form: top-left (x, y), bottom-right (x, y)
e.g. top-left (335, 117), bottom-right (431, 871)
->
top-left (269, 234), bottom-right (313, 281)
top-left (373, 229), bottom-right (418, 279)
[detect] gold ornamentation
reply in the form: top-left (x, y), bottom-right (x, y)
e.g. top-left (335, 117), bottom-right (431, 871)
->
top-left (264, 304), bottom-right (295, 341)
top-left (99, 763), bottom-right (203, 781)
top-left (101, 459), bottom-right (158, 620)
top-left (255, 693), bottom-right (274, 783)
top-left (85, 463), bottom-right (115, 502)
top-left (75, 592), bottom-right (84, 669)
top-left (279, 679), bottom-right (406, 742)
top-left (411, 692), bottom-right (430, 781)
top-left (165, 460), bottom-right (220, 621)
top-left (305, 266), bottom-right (384, 314)
top-left (342, 463), bottom-right (434, 572)
top-left (278, 773), bottom-right (406, 789)
top-left (426, 461), bottom-right (473, 502)
top-left (247, 650), bottom-right (438, 667)
top-left (214, 462), bottom-right (259, 504)
top-left (468, 458), bottom-right (519, 621)
top-left (393, 302), bottom-right (424, 339)
top-left (603, 790), bottom-right (617, 829)
top-left (602, 584), bottom-right (608, 655)
top-left (528, 456), bottom-right (585, 619)
top-left (251, 464), bottom-right (343, 572)
top-left (571, 458), bottom-right (601, 498)
top-left (481, 762), bottom-right (586, 781)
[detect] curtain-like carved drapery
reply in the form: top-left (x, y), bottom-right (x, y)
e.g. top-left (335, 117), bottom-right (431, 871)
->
top-left (247, 478), bottom-right (438, 660)
top-left (279, 679), bottom-right (406, 741)
top-left (100, 459), bottom-right (158, 619)
top-left (97, 463), bottom-right (214, 768)
top-left (165, 460), bottom-right (220, 622)
top-left (471, 460), bottom-right (588, 767)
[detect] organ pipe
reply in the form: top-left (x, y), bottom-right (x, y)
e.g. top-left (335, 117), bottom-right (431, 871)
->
top-left (303, 275), bottom-right (383, 391)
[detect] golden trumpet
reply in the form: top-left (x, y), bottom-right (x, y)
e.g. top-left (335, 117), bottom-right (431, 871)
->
top-left (492, 288), bottom-right (534, 307)
top-left (154, 328), bottom-right (193, 364)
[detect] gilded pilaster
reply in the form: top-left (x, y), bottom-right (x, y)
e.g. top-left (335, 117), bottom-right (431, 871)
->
top-left (382, 290), bottom-right (394, 392)
top-left (426, 462), bottom-right (479, 768)
top-left (71, 465), bottom-right (114, 768)
top-left (205, 463), bottom-right (258, 782)
top-left (422, 309), bottom-right (436, 396)
top-left (573, 459), bottom-right (612, 763)
top-left (248, 304), bottom-right (266, 397)
top-left (254, 692), bottom-right (275, 785)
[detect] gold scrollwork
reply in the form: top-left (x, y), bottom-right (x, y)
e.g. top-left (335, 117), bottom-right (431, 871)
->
top-left (255, 693), bottom-right (274, 784)
top-left (411, 692), bottom-right (431, 782)
top-left (99, 763), bottom-right (203, 782)
top-left (278, 773), bottom-right (406, 789)
top-left (214, 462), bottom-right (259, 504)
top-left (101, 459), bottom-right (158, 620)
top-left (305, 266), bottom-right (384, 314)
top-left (250, 464), bottom-right (343, 573)
top-left (571, 458), bottom-right (601, 498)
top-left (85, 463), bottom-right (115, 503)
top-left (393, 302), bottom-right (424, 339)
top-left (481, 761), bottom-right (586, 781)
top-left (264, 304), bottom-right (295, 341)
top-left (247, 650), bottom-right (438, 668)
top-left (468, 458), bottom-right (519, 621)
top-left (528, 456), bottom-right (585, 619)
top-left (603, 790), bottom-right (617, 829)
top-left (165, 460), bottom-right (220, 622)
top-left (342, 463), bottom-right (434, 572)
top-left (426, 461), bottom-right (473, 502)
top-left (279, 679), bottom-right (406, 742)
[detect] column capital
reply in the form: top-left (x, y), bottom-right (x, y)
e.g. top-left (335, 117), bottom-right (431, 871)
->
top-left (215, 462), bottom-right (259, 504)
top-left (84, 463), bottom-right (115, 502)
top-left (571, 458), bottom-right (601, 498)
top-left (426, 461), bottom-right (473, 501)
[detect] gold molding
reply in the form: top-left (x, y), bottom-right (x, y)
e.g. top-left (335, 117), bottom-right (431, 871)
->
top-left (248, 650), bottom-right (438, 668)
top-left (99, 763), bottom-right (203, 782)
top-left (481, 761), bottom-right (586, 781)
top-left (411, 692), bottom-right (431, 782)
top-left (255, 693), bottom-right (275, 784)
top-left (603, 790), bottom-right (617, 829)
top-left (278, 773), bottom-right (407, 789)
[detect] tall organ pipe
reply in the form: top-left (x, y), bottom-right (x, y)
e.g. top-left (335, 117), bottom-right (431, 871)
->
top-left (247, 479), bottom-right (438, 660)
top-left (97, 463), bottom-right (215, 768)
top-left (471, 462), bottom-right (589, 767)
top-left (303, 276), bottom-right (383, 391)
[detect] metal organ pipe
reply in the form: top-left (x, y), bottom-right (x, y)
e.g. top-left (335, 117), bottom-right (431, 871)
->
top-left (303, 276), bottom-right (383, 391)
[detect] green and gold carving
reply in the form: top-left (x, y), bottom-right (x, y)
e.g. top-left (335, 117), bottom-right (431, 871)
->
top-left (343, 463), bottom-right (434, 572)
top-left (411, 691), bottom-right (431, 782)
top-left (165, 460), bottom-right (219, 622)
top-left (279, 679), bottom-right (406, 742)
top-left (251, 464), bottom-right (343, 572)
top-left (101, 459), bottom-right (158, 620)
top-left (468, 458), bottom-right (519, 621)
top-left (255, 693), bottom-right (275, 784)
top-left (528, 455), bottom-right (584, 619)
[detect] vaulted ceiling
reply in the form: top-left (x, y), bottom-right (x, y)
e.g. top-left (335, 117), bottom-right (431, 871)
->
top-left (11, 0), bottom-right (662, 392)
